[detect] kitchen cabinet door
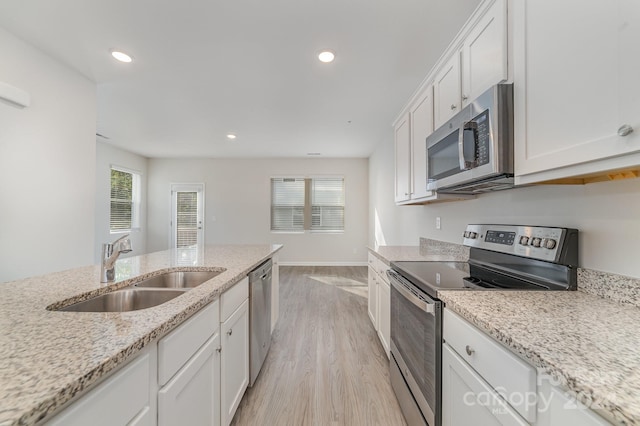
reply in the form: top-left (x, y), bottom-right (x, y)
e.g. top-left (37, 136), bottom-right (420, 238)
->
top-left (461, 0), bottom-right (507, 106)
top-left (367, 264), bottom-right (378, 330)
top-left (513, 0), bottom-right (640, 183)
top-left (409, 85), bottom-right (435, 200)
top-left (221, 299), bottom-right (249, 426)
top-left (377, 277), bottom-right (390, 359)
top-left (442, 343), bottom-right (528, 426)
top-left (158, 332), bottom-right (221, 426)
top-left (434, 52), bottom-right (462, 128)
top-left (271, 254), bottom-right (279, 334)
top-left (394, 113), bottom-right (411, 203)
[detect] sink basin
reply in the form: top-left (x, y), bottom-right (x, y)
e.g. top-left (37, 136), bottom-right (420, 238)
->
top-left (59, 288), bottom-right (187, 312)
top-left (133, 270), bottom-right (223, 289)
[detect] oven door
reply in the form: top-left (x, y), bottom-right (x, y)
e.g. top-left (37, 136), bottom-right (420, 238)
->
top-left (388, 270), bottom-right (442, 426)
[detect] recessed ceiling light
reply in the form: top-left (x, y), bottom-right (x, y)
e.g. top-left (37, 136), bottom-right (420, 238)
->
top-left (318, 50), bottom-right (335, 63)
top-left (226, 133), bottom-right (237, 140)
top-left (110, 50), bottom-right (133, 63)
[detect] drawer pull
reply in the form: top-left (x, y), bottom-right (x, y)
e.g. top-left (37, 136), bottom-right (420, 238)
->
top-left (227, 329), bottom-right (233, 336)
top-left (465, 345), bottom-right (475, 356)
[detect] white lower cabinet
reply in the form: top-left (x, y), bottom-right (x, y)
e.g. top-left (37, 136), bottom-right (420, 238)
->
top-left (158, 332), bottom-right (221, 426)
top-left (271, 254), bottom-right (280, 334)
top-left (220, 298), bottom-right (249, 426)
top-left (367, 264), bottom-right (378, 329)
top-left (442, 343), bottom-right (528, 426)
top-left (367, 252), bottom-right (390, 359)
top-left (46, 345), bottom-right (157, 426)
top-left (443, 308), bottom-right (612, 426)
top-left (376, 274), bottom-right (390, 358)
top-left (219, 277), bottom-right (250, 426)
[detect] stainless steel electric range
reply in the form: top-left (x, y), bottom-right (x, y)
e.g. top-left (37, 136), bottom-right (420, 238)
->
top-left (387, 224), bottom-right (579, 426)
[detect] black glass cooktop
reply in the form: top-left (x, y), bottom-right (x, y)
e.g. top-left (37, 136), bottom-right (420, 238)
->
top-left (390, 260), bottom-right (551, 299)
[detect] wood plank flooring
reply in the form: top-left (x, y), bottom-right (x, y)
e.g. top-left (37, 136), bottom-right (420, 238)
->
top-left (231, 266), bottom-right (406, 426)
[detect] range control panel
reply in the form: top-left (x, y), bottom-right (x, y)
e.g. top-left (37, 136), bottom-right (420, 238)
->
top-left (462, 224), bottom-right (576, 264)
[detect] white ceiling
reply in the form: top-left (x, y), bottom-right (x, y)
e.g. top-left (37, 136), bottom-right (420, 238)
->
top-left (0, 0), bottom-right (481, 158)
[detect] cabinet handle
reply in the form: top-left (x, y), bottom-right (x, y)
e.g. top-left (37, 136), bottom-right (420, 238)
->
top-left (618, 124), bottom-right (634, 137)
top-left (404, 192), bottom-right (409, 196)
top-left (450, 104), bottom-right (457, 110)
top-left (216, 347), bottom-right (222, 353)
top-left (462, 94), bottom-right (468, 101)
top-left (465, 345), bottom-right (475, 356)
top-left (227, 329), bottom-right (233, 336)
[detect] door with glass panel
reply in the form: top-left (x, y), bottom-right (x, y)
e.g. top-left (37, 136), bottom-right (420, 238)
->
top-left (170, 184), bottom-right (204, 249)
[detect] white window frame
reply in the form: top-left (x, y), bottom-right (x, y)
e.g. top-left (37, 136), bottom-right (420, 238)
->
top-left (270, 175), bottom-right (345, 234)
top-left (109, 165), bottom-right (141, 234)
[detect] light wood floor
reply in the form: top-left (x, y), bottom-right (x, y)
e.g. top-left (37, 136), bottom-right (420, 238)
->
top-left (231, 266), bottom-right (406, 426)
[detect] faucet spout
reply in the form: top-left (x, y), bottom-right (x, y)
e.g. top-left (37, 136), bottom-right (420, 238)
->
top-left (101, 235), bottom-right (133, 283)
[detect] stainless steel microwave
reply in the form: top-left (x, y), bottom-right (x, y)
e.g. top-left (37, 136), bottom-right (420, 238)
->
top-left (426, 84), bottom-right (514, 194)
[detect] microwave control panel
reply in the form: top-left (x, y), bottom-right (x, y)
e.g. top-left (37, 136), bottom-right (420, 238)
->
top-left (473, 110), bottom-right (490, 166)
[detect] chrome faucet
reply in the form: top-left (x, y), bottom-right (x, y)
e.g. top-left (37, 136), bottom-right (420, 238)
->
top-left (101, 234), bottom-right (133, 283)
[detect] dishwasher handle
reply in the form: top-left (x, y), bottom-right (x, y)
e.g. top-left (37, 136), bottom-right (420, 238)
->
top-left (387, 270), bottom-right (436, 316)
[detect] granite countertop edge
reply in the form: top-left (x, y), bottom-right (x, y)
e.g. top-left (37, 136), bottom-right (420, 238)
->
top-left (0, 244), bottom-right (282, 426)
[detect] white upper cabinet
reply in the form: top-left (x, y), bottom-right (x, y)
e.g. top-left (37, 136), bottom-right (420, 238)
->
top-left (434, 0), bottom-right (508, 129)
top-left (394, 113), bottom-right (411, 203)
top-left (409, 86), bottom-right (435, 200)
top-left (461, 0), bottom-right (508, 106)
top-left (434, 53), bottom-right (462, 128)
top-left (513, 0), bottom-right (640, 183)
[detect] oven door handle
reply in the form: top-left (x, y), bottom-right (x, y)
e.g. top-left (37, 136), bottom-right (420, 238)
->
top-left (387, 271), bottom-right (436, 316)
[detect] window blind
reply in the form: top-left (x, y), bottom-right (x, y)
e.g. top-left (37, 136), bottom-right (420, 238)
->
top-left (271, 178), bottom-right (305, 231)
top-left (311, 177), bottom-right (345, 231)
top-left (176, 191), bottom-right (198, 248)
top-left (110, 168), bottom-right (133, 231)
top-left (270, 177), bottom-right (344, 232)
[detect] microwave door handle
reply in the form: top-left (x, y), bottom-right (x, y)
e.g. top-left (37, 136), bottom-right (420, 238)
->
top-left (458, 125), bottom-right (469, 171)
top-left (458, 121), bottom-right (478, 170)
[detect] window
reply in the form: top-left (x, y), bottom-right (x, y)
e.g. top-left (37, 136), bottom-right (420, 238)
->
top-left (110, 167), bottom-right (140, 232)
top-left (271, 177), bottom-right (344, 232)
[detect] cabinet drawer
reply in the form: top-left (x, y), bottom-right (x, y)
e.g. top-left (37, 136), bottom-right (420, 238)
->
top-left (443, 308), bottom-right (537, 423)
top-left (158, 300), bottom-right (219, 386)
top-left (221, 277), bottom-right (249, 322)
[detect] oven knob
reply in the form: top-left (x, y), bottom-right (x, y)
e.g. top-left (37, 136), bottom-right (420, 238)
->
top-left (469, 232), bottom-right (478, 239)
top-left (531, 237), bottom-right (542, 247)
top-left (543, 238), bottom-right (557, 249)
top-left (463, 231), bottom-right (470, 238)
top-left (519, 236), bottom-right (529, 245)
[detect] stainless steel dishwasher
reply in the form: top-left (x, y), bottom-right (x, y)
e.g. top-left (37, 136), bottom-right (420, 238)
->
top-left (248, 258), bottom-right (272, 386)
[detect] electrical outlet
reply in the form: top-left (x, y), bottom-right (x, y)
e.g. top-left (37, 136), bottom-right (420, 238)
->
top-left (436, 217), bottom-right (441, 230)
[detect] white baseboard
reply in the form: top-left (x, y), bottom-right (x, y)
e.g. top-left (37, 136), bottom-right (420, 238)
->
top-left (279, 261), bottom-right (368, 267)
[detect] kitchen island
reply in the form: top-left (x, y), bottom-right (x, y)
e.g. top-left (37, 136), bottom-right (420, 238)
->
top-left (0, 244), bottom-right (282, 426)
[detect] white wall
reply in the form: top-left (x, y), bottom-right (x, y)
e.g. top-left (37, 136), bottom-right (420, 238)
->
top-left (0, 26), bottom-right (96, 283)
top-left (369, 134), bottom-right (640, 278)
top-left (148, 158), bottom-right (369, 264)
top-left (95, 141), bottom-right (148, 262)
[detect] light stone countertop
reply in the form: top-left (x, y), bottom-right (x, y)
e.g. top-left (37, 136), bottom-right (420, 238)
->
top-left (368, 239), bottom-right (470, 264)
top-left (0, 244), bottom-right (282, 426)
top-left (439, 290), bottom-right (640, 426)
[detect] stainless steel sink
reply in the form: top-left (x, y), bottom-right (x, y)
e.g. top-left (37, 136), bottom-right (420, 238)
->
top-left (59, 288), bottom-right (187, 312)
top-left (133, 270), bottom-right (223, 289)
